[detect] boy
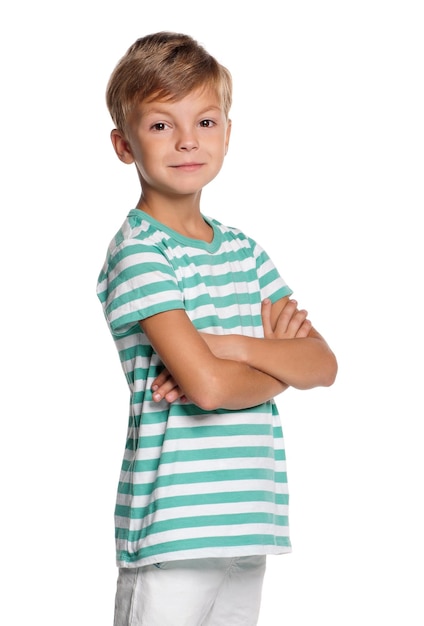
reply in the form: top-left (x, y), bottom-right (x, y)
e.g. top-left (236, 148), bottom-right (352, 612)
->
top-left (97, 31), bottom-right (337, 626)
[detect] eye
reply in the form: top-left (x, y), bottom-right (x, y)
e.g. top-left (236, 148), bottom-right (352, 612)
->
top-left (199, 119), bottom-right (215, 128)
top-left (151, 122), bottom-right (168, 131)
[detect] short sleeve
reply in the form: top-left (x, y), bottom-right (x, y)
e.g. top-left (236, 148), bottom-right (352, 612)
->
top-left (251, 238), bottom-right (293, 302)
top-left (97, 239), bottom-right (184, 336)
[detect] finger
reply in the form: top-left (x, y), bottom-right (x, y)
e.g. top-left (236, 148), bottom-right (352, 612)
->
top-left (164, 388), bottom-right (181, 403)
top-left (151, 367), bottom-right (171, 391)
top-left (165, 388), bottom-right (187, 403)
top-left (285, 309), bottom-right (309, 338)
top-left (261, 298), bottom-right (274, 338)
top-left (294, 318), bottom-right (312, 338)
top-left (152, 377), bottom-right (179, 402)
top-left (273, 299), bottom-right (299, 335)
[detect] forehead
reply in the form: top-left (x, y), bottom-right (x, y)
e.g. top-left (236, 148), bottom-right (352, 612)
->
top-left (141, 85), bottom-right (223, 115)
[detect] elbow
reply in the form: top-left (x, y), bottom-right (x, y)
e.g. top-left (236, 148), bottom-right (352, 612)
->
top-left (186, 371), bottom-right (227, 412)
top-left (189, 388), bottom-right (224, 412)
top-left (195, 396), bottom-right (223, 412)
top-left (189, 394), bottom-right (223, 412)
top-left (295, 352), bottom-right (338, 391)
top-left (321, 352), bottom-right (338, 388)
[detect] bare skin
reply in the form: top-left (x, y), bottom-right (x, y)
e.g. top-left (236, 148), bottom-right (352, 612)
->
top-left (150, 296), bottom-right (310, 403)
top-left (148, 296), bottom-right (336, 408)
top-left (110, 87), bottom-right (337, 411)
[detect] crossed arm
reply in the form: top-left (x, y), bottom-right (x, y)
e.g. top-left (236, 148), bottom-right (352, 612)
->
top-left (140, 296), bottom-right (337, 411)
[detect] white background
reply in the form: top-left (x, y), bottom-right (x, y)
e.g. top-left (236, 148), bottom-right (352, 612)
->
top-left (1, 1), bottom-right (423, 624)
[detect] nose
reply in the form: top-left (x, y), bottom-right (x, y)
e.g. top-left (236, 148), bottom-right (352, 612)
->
top-left (175, 127), bottom-right (198, 151)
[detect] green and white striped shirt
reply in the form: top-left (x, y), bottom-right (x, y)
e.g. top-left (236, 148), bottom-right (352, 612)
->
top-left (97, 209), bottom-right (293, 567)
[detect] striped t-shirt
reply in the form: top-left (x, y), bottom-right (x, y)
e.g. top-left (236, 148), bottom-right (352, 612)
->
top-left (97, 208), bottom-right (293, 568)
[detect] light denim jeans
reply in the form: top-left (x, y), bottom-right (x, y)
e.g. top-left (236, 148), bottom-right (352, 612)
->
top-left (113, 555), bottom-right (267, 626)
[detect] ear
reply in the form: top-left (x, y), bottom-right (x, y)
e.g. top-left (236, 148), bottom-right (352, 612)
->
top-left (110, 129), bottom-right (135, 164)
top-left (224, 119), bottom-right (232, 155)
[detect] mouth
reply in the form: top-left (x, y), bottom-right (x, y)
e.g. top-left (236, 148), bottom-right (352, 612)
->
top-left (170, 162), bottom-right (204, 172)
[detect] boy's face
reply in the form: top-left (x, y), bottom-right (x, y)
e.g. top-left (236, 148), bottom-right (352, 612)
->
top-left (112, 86), bottom-right (231, 198)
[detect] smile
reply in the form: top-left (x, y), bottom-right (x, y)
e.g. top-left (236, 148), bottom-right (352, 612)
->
top-left (170, 163), bottom-right (204, 171)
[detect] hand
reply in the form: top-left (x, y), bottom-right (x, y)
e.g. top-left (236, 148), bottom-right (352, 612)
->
top-left (261, 298), bottom-right (311, 340)
top-left (151, 367), bottom-right (188, 403)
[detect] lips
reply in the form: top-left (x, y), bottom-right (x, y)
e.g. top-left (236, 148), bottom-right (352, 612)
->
top-left (171, 162), bottom-right (204, 171)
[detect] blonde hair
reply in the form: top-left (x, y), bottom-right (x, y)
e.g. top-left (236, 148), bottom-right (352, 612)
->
top-left (106, 32), bottom-right (233, 131)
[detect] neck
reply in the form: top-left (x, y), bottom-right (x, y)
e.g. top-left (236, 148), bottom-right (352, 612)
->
top-left (136, 191), bottom-right (213, 242)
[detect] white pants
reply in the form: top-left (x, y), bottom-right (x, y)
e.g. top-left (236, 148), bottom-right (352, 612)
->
top-left (113, 556), bottom-right (267, 626)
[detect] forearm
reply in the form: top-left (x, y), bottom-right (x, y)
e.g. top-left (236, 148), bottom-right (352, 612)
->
top-left (140, 311), bottom-right (288, 411)
top-left (202, 332), bottom-right (337, 390)
top-left (202, 358), bottom-right (288, 410)
top-left (242, 335), bottom-right (337, 389)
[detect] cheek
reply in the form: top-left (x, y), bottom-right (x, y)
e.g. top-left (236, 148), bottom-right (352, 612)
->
top-left (217, 140), bottom-right (229, 160)
top-left (135, 148), bottom-right (158, 173)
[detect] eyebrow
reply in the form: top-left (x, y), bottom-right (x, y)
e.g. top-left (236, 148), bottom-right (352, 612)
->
top-left (141, 103), bottom-right (223, 117)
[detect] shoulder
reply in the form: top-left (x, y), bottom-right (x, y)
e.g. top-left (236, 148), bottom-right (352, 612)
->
top-left (98, 212), bottom-right (176, 293)
top-left (104, 210), bottom-right (172, 264)
top-left (111, 210), bottom-right (167, 250)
